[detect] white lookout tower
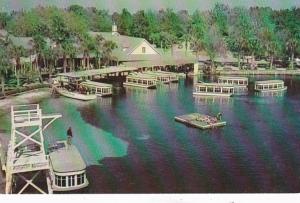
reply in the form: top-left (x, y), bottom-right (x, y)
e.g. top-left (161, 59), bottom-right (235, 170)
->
top-left (5, 104), bottom-right (61, 194)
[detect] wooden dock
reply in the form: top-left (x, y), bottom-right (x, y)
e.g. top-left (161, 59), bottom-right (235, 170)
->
top-left (174, 113), bottom-right (226, 129)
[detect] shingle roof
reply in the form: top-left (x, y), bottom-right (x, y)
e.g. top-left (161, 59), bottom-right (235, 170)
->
top-left (8, 35), bottom-right (52, 50)
top-left (9, 35), bottom-right (34, 50)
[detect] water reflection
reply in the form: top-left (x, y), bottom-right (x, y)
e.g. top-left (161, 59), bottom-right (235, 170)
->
top-left (124, 86), bottom-right (157, 104)
top-left (193, 95), bottom-right (233, 105)
top-left (96, 96), bottom-right (112, 107)
top-left (255, 90), bottom-right (286, 97)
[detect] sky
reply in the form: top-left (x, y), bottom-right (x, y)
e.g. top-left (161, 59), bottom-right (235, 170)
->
top-left (0, 0), bottom-right (299, 13)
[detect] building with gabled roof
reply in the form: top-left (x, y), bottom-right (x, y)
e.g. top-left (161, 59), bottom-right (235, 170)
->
top-left (88, 24), bottom-right (196, 69)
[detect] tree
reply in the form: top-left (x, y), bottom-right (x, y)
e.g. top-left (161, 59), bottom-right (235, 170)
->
top-left (91, 10), bottom-right (112, 32)
top-left (0, 42), bottom-right (11, 95)
top-left (9, 43), bottom-right (25, 87)
top-left (255, 8), bottom-right (281, 69)
top-left (203, 24), bottom-right (227, 69)
top-left (49, 14), bottom-right (74, 72)
top-left (102, 41), bottom-right (118, 66)
top-left (132, 10), bottom-right (149, 39)
top-left (212, 3), bottom-right (229, 36)
top-left (227, 8), bottom-right (255, 68)
top-left (282, 8), bottom-right (300, 69)
top-left (79, 34), bottom-right (95, 70)
top-left (118, 9), bottom-right (133, 35)
top-left (0, 12), bottom-right (12, 29)
top-left (32, 34), bottom-right (47, 80)
top-left (190, 10), bottom-right (208, 57)
top-left (94, 34), bottom-right (105, 68)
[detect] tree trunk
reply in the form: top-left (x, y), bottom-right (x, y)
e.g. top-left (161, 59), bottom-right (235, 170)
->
top-left (16, 71), bottom-right (20, 87)
top-left (72, 58), bottom-right (75, 71)
top-left (1, 74), bottom-right (5, 96)
top-left (238, 53), bottom-right (241, 69)
top-left (87, 53), bottom-right (90, 70)
top-left (16, 59), bottom-right (21, 87)
top-left (291, 52), bottom-right (294, 70)
top-left (43, 55), bottom-right (46, 69)
top-left (270, 55), bottom-right (274, 69)
top-left (63, 54), bottom-right (67, 73)
top-left (83, 51), bottom-right (87, 69)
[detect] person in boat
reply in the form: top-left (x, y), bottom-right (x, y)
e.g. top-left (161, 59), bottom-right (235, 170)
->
top-left (67, 127), bottom-right (73, 146)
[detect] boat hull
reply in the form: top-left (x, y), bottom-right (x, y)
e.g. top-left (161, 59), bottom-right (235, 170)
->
top-left (55, 88), bottom-right (96, 101)
top-left (123, 82), bottom-right (156, 89)
top-left (192, 92), bottom-right (233, 97)
top-left (254, 86), bottom-right (287, 92)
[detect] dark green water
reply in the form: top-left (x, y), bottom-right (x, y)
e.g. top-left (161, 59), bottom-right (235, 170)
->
top-left (3, 75), bottom-right (300, 193)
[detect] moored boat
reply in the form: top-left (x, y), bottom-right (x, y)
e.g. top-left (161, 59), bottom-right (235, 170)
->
top-left (53, 74), bottom-right (113, 100)
top-left (254, 80), bottom-right (287, 92)
top-left (193, 82), bottom-right (234, 97)
top-left (142, 71), bottom-right (171, 84)
top-left (218, 76), bottom-right (248, 93)
top-left (123, 73), bottom-right (157, 88)
top-left (153, 71), bottom-right (179, 83)
top-left (54, 87), bottom-right (97, 101)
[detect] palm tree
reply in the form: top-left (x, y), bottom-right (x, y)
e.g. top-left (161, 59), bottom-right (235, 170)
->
top-left (286, 38), bottom-right (298, 69)
top-left (102, 41), bottom-right (118, 66)
top-left (32, 34), bottom-right (47, 82)
top-left (79, 34), bottom-right (95, 70)
top-left (94, 34), bottom-right (105, 68)
top-left (8, 42), bottom-right (25, 87)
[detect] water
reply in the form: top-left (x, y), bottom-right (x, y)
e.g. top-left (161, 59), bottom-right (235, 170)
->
top-left (4, 75), bottom-right (300, 193)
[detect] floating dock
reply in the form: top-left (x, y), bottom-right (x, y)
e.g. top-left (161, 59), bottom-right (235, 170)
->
top-left (174, 113), bottom-right (226, 129)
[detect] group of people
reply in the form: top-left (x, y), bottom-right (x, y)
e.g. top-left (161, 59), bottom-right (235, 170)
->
top-left (196, 113), bottom-right (222, 125)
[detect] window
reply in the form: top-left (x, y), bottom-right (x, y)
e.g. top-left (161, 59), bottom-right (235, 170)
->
top-left (199, 87), bottom-right (206, 92)
top-left (207, 87), bottom-right (214, 92)
top-left (68, 175), bottom-right (75, 187)
top-left (222, 88), bottom-right (229, 93)
top-left (142, 47), bottom-right (146, 53)
top-left (55, 175), bottom-right (59, 186)
top-left (55, 175), bottom-right (66, 187)
top-left (215, 87), bottom-right (221, 93)
top-left (77, 173), bottom-right (85, 185)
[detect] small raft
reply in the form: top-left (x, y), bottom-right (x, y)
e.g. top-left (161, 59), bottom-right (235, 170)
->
top-left (174, 113), bottom-right (226, 129)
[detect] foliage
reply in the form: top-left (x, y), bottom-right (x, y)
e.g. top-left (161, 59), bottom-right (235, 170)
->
top-left (1, 3), bottom-right (299, 76)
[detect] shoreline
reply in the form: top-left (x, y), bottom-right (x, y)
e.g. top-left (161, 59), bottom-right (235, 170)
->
top-left (0, 88), bottom-right (51, 109)
top-left (217, 69), bottom-right (300, 76)
top-left (0, 88), bottom-right (51, 193)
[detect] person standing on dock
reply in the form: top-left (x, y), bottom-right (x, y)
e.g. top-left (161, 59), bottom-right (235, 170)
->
top-left (67, 127), bottom-right (73, 146)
